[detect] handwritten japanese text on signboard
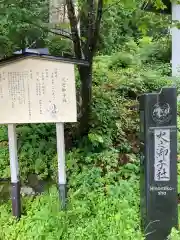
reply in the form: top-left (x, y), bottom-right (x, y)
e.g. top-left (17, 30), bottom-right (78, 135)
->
top-left (0, 58), bottom-right (77, 123)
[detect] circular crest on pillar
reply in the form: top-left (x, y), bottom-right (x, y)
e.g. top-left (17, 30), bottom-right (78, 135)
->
top-left (152, 102), bottom-right (172, 124)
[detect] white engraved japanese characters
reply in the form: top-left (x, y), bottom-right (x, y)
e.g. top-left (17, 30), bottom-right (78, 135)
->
top-left (154, 129), bottom-right (170, 181)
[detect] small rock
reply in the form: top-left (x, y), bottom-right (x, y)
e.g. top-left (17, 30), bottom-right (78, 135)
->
top-left (20, 186), bottom-right (35, 196)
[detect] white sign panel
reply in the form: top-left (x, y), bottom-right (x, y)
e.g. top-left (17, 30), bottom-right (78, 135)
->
top-left (0, 57), bottom-right (77, 123)
top-left (154, 129), bottom-right (170, 181)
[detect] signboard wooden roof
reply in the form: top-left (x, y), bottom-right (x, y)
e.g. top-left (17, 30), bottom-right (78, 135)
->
top-left (0, 53), bottom-right (87, 124)
top-left (141, 0), bottom-right (171, 14)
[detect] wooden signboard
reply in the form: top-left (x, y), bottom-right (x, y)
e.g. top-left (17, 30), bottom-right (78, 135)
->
top-left (0, 56), bottom-right (77, 124)
top-left (0, 53), bottom-right (87, 218)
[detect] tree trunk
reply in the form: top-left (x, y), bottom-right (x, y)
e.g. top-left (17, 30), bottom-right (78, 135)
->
top-left (66, 0), bottom-right (103, 136)
top-left (78, 63), bottom-right (92, 136)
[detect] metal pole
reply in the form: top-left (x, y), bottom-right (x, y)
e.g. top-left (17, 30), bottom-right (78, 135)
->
top-left (172, 3), bottom-right (180, 77)
top-left (8, 124), bottom-right (21, 219)
top-left (56, 122), bottom-right (67, 209)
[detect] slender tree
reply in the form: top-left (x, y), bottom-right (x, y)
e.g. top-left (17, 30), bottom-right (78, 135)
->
top-left (65, 0), bottom-right (103, 135)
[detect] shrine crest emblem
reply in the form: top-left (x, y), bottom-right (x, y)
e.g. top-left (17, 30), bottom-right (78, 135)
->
top-left (152, 103), bottom-right (172, 124)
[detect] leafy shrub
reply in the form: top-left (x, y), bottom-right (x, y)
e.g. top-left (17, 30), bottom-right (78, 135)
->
top-left (109, 52), bottom-right (138, 69)
top-left (0, 178), bottom-right (144, 240)
top-left (0, 124), bottom-right (57, 181)
top-left (169, 228), bottom-right (180, 240)
top-left (138, 36), bottom-right (171, 64)
top-left (17, 124), bottom-right (57, 181)
top-left (46, 36), bottom-right (73, 57)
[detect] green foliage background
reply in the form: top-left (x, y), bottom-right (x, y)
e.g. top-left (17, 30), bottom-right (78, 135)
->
top-left (0, 0), bottom-right (180, 239)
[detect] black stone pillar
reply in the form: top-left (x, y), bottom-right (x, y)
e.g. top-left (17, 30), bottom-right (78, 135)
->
top-left (139, 87), bottom-right (178, 240)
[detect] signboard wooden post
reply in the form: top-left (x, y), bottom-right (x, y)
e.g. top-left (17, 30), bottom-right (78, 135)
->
top-left (56, 122), bottom-right (66, 209)
top-left (8, 124), bottom-right (21, 218)
top-left (0, 53), bottom-right (88, 218)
